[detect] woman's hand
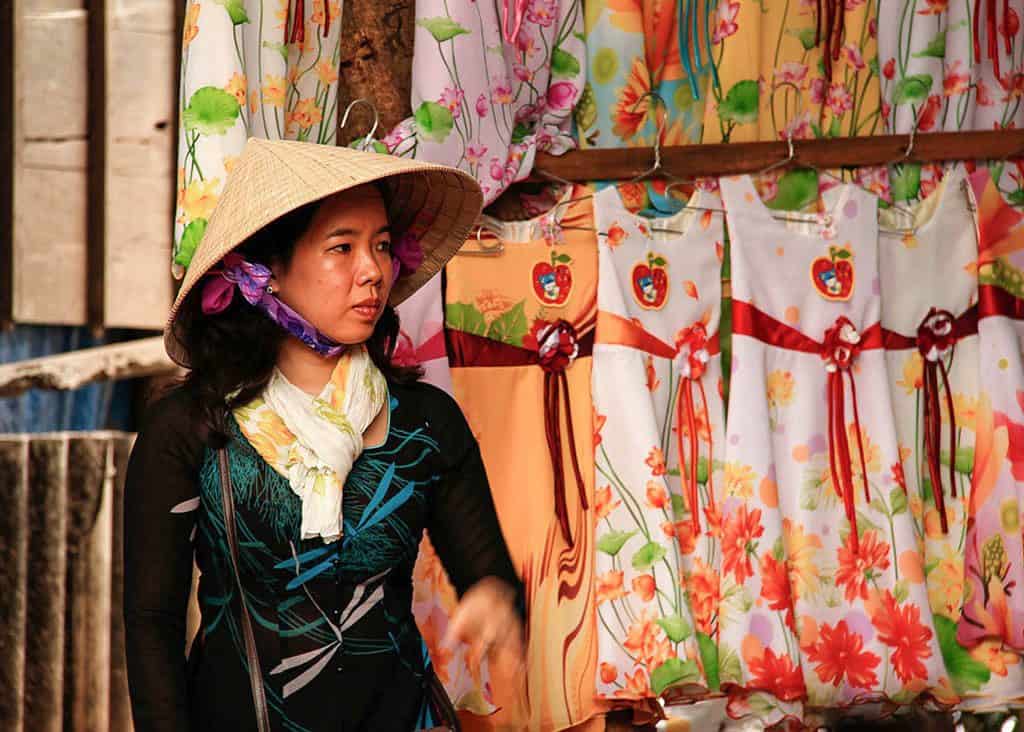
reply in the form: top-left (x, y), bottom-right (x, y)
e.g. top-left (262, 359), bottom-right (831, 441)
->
top-left (443, 577), bottom-right (525, 675)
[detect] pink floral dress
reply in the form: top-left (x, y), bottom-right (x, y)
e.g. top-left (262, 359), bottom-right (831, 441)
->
top-left (590, 184), bottom-right (725, 717)
top-left (717, 175), bottom-right (951, 726)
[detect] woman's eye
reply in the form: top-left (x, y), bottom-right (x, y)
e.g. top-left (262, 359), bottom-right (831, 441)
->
top-left (331, 243), bottom-right (352, 253)
top-left (376, 240), bottom-right (392, 252)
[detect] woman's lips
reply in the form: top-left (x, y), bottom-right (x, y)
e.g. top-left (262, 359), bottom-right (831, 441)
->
top-left (352, 299), bottom-right (381, 320)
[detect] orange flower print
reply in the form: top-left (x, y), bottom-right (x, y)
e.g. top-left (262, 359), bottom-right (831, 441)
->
top-left (949, 393), bottom-right (978, 431)
top-left (917, 0), bottom-right (948, 14)
top-left (724, 461), bottom-right (755, 499)
top-left (624, 608), bottom-right (676, 670)
top-left (970, 639), bottom-right (1020, 677)
top-left (928, 548), bottom-right (964, 620)
top-left (687, 557), bottom-right (720, 635)
top-left (618, 182), bottom-right (647, 212)
top-left (224, 72), bottom-right (246, 107)
top-left (418, 610), bottom-right (453, 685)
top-left (612, 57), bottom-right (651, 141)
top-left (704, 503), bottom-right (724, 539)
top-left (594, 410), bottom-right (607, 447)
top-left (805, 620), bottom-right (881, 689)
top-left (747, 648), bottom-right (806, 701)
top-left (645, 447), bottom-right (667, 476)
top-left (182, 1), bottom-right (200, 49)
top-left (287, 98), bottom-right (322, 132)
top-left (632, 574), bottom-right (656, 602)
top-left (597, 570), bottom-right (628, 604)
top-left (836, 530), bottom-right (891, 602)
top-left (766, 370), bottom-right (795, 408)
top-left (782, 518), bottom-right (822, 599)
top-left (262, 75), bottom-right (288, 108)
top-left (891, 461), bottom-right (907, 494)
top-left (599, 662), bottom-right (619, 685)
top-left (315, 59), bottom-right (339, 86)
top-left (871, 591), bottom-right (933, 684)
top-left (760, 552), bottom-right (796, 632)
top-left (664, 519), bottom-right (697, 555)
top-left (722, 506), bottom-right (764, 584)
top-left (645, 355), bottom-right (661, 392)
top-left (617, 668), bottom-right (651, 697)
top-left (180, 178), bottom-right (221, 223)
top-left (646, 481), bottom-right (669, 509)
top-left (897, 352), bottom-right (924, 394)
top-left (310, 0), bottom-right (341, 26)
top-left (606, 223), bottom-right (627, 248)
top-left (595, 485), bottom-right (621, 521)
top-left (676, 405), bottom-right (711, 442)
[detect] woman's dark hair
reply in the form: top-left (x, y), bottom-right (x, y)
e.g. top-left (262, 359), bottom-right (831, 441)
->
top-left (175, 192), bottom-right (422, 444)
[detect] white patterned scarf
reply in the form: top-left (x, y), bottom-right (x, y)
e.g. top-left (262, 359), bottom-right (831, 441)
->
top-left (232, 345), bottom-right (388, 543)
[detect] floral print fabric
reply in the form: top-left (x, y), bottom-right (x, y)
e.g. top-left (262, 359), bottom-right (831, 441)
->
top-left (717, 175), bottom-right (952, 726)
top-left (384, 0), bottom-right (586, 205)
top-left (173, 0), bottom-right (345, 271)
top-left (960, 169), bottom-right (1024, 655)
top-left (702, 0), bottom-right (882, 143)
top-left (591, 185), bottom-right (726, 703)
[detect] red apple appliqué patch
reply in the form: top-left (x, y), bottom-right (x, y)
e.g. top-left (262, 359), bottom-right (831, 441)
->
top-left (630, 252), bottom-right (669, 310)
top-left (532, 250), bottom-right (573, 307)
top-left (810, 245), bottom-right (855, 301)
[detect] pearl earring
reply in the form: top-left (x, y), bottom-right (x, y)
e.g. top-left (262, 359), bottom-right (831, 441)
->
top-left (266, 285), bottom-right (275, 294)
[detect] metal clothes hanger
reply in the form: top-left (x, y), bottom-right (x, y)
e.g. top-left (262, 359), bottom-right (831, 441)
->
top-left (338, 98), bottom-right (381, 151)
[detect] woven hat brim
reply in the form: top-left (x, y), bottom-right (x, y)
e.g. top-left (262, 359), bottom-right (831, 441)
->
top-left (164, 139), bottom-right (483, 367)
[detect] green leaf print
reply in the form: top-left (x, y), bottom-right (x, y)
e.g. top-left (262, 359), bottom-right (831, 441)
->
top-left (1009, 189), bottom-right (1024, 207)
top-left (575, 83), bottom-right (598, 132)
top-left (718, 80), bottom-right (760, 125)
top-left (697, 456), bottom-right (709, 485)
top-left (551, 47), bottom-right (581, 79)
top-left (935, 615), bottom-right (991, 693)
top-left (656, 615), bottom-right (693, 643)
top-left (511, 121), bottom-right (532, 145)
top-left (597, 530), bottom-right (637, 557)
top-left (796, 27), bottom-right (818, 51)
top-left (891, 163), bottom-right (922, 202)
top-left (444, 302), bottom-right (487, 336)
top-left (717, 645), bottom-right (742, 684)
top-left (631, 541), bottom-right (667, 571)
top-left (671, 493), bottom-right (686, 519)
top-left (892, 74), bottom-right (934, 105)
top-left (591, 47), bottom-right (619, 85)
top-left (868, 57), bottom-right (879, 77)
top-left (175, 218), bottom-right (208, 267)
top-left (650, 657), bottom-right (701, 695)
top-left (913, 31), bottom-right (946, 59)
top-left (765, 169), bottom-right (818, 212)
top-left (697, 632), bottom-right (720, 691)
top-left (262, 40), bottom-right (288, 62)
top-left (890, 487), bottom-right (908, 515)
top-left (214, 0), bottom-right (249, 24)
top-left (940, 447), bottom-right (975, 475)
top-left (417, 16), bottom-right (471, 42)
top-left (414, 102), bottom-right (455, 143)
top-left (485, 301), bottom-right (528, 346)
top-left (182, 87), bottom-right (241, 136)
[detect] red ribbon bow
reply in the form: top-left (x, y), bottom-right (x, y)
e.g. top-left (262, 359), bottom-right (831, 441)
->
top-left (821, 316), bottom-right (872, 552)
top-left (537, 321), bottom-right (588, 546)
top-left (917, 308), bottom-right (959, 534)
top-left (674, 323), bottom-right (716, 534)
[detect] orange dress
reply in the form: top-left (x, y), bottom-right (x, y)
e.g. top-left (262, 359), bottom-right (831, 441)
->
top-left (445, 189), bottom-right (609, 732)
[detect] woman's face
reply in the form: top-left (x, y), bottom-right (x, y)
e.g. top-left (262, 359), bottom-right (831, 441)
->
top-left (270, 185), bottom-right (394, 345)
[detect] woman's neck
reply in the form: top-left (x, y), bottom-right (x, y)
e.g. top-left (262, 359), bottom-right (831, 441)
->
top-left (275, 338), bottom-right (345, 396)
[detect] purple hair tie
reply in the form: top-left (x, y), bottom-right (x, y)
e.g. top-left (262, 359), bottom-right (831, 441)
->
top-left (201, 253), bottom-right (345, 358)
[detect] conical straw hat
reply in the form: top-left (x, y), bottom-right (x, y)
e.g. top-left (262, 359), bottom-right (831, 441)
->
top-left (165, 138), bottom-right (483, 366)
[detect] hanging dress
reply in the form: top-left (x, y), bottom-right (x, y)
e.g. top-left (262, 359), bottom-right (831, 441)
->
top-left (702, 0), bottom-right (882, 144)
top-left (383, 0), bottom-right (585, 205)
top-left (878, 165), bottom-right (1024, 708)
top-left (590, 184), bottom-right (725, 708)
top-left (173, 0), bottom-right (345, 273)
top-left (445, 188), bottom-right (608, 732)
top-left (959, 168), bottom-right (1024, 655)
top-left (717, 175), bottom-right (950, 727)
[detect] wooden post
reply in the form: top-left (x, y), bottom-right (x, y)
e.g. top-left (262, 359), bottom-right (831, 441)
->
top-left (337, 0), bottom-right (415, 145)
top-left (87, 0), bottom-right (109, 333)
top-left (0, 437), bottom-right (29, 732)
top-left (0, 0), bottom-right (15, 328)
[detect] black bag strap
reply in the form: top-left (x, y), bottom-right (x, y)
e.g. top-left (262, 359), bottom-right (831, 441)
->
top-left (218, 448), bottom-right (272, 732)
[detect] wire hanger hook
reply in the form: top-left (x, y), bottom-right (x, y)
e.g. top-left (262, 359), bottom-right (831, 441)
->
top-left (339, 98), bottom-right (381, 151)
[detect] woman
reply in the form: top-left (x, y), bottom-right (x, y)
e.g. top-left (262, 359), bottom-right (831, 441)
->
top-left (124, 138), bottom-right (525, 731)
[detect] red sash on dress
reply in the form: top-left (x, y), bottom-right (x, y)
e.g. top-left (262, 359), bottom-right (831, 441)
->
top-left (732, 300), bottom-right (882, 551)
top-left (595, 311), bottom-right (720, 534)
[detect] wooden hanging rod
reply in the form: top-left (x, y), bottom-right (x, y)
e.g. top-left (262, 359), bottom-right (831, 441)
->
top-left (531, 129), bottom-right (1024, 181)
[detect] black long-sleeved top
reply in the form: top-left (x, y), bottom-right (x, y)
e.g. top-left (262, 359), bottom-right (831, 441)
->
top-left (123, 380), bottom-right (523, 732)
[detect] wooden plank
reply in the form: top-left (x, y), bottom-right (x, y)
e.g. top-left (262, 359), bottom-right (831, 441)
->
top-left (108, 435), bottom-right (135, 732)
top-left (0, 0), bottom-right (15, 326)
top-left (87, 0), bottom-right (108, 331)
top-left (13, 9), bottom-right (90, 325)
top-left (0, 438), bottom-right (29, 732)
top-left (23, 437), bottom-right (68, 732)
top-left (103, 0), bottom-right (177, 330)
top-left (63, 437), bottom-right (112, 732)
top-left (0, 336), bottom-right (177, 398)
top-left (532, 129), bottom-right (1024, 181)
